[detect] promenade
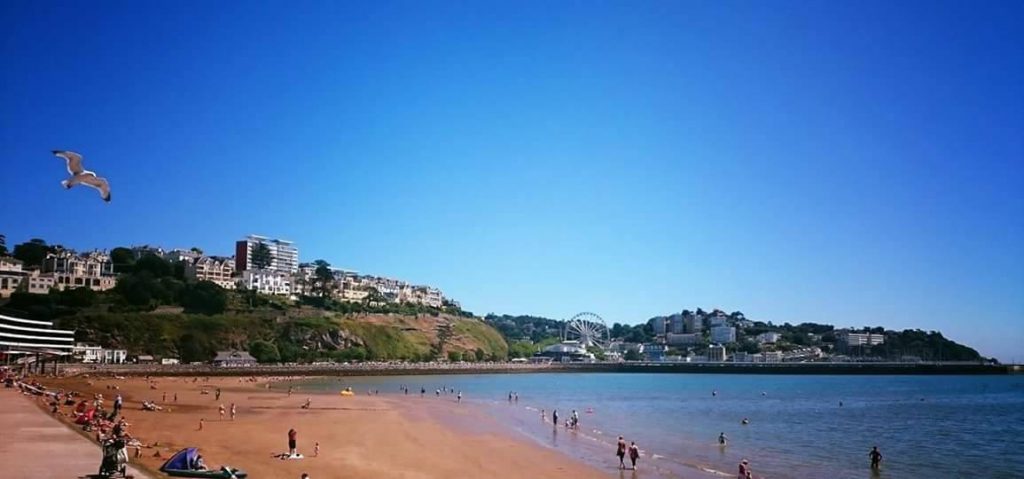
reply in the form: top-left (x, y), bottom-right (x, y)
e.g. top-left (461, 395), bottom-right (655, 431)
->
top-left (0, 388), bottom-right (151, 479)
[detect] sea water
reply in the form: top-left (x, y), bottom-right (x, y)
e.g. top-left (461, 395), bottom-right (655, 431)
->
top-left (302, 373), bottom-right (1024, 478)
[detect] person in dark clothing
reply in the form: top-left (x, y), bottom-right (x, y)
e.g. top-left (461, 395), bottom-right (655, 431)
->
top-left (616, 436), bottom-right (627, 469)
top-left (288, 428), bottom-right (298, 456)
top-left (869, 446), bottom-right (882, 469)
top-left (628, 442), bottom-right (640, 470)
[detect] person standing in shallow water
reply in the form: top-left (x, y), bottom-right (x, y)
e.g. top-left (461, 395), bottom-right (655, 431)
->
top-left (628, 441), bottom-right (640, 470)
top-left (616, 436), bottom-right (627, 469)
top-left (869, 446), bottom-right (883, 469)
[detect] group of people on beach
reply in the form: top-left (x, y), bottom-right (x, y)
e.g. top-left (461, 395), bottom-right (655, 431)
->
top-left (616, 436), bottom-right (641, 470)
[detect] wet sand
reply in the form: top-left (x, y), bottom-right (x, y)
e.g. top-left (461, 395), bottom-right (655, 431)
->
top-left (40, 376), bottom-right (608, 478)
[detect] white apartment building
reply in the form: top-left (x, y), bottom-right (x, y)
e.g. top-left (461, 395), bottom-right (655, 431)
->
top-left (757, 332), bottom-right (781, 344)
top-left (398, 285), bottom-right (444, 308)
top-left (708, 344), bottom-right (727, 362)
top-left (185, 256), bottom-right (236, 289)
top-left (0, 257), bottom-right (27, 298)
top-left (666, 333), bottom-right (703, 346)
top-left (710, 326), bottom-right (737, 344)
top-left (42, 251), bottom-right (117, 292)
top-left (162, 249), bottom-right (202, 263)
top-left (668, 315), bottom-right (684, 334)
top-left (235, 235), bottom-right (299, 273)
top-left (240, 269), bottom-right (292, 296)
top-left (708, 314), bottom-right (729, 328)
top-left (72, 343), bottom-right (127, 364)
top-left (837, 330), bottom-right (886, 348)
top-left (684, 314), bottom-right (703, 334)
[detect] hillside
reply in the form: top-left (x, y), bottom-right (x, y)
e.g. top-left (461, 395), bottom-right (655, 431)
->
top-left (50, 311), bottom-right (507, 363)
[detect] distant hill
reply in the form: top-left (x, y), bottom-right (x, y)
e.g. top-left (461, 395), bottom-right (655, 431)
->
top-left (484, 309), bottom-right (989, 363)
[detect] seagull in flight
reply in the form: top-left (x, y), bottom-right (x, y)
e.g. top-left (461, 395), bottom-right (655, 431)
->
top-left (53, 150), bottom-right (111, 202)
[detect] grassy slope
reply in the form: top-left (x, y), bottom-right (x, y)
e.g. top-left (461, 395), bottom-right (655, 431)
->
top-left (61, 311), bottom-right (508, 361)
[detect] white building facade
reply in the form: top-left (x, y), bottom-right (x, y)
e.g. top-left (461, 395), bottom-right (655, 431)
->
top-left (235, 235), bottom-right (299, 273)
top-left (241, 270), bottom-right (292, 295)
top-left (185, 256), bottom-right (236, 289)
top-left (710, 326), bottom-right (737, 344)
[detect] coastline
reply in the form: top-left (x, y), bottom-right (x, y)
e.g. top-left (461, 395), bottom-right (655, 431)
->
top-left (52, 360), bottom-right (1013, 379)
top-left (35, 375), bottom-right (612, 479)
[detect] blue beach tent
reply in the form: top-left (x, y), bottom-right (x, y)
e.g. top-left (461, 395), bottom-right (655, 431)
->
top-left (160, 448), bottom-right (248, 478)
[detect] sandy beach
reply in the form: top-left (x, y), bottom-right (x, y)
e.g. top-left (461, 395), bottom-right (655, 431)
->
top-left (36, 375), bottom-right (608, 479)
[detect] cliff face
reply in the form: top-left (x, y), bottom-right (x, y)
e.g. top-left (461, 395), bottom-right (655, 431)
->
top-left (60, 311), bottom-right (508, 363)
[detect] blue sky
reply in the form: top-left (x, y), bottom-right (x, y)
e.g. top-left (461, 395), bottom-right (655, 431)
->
top-left (1, 1), bottom-right (1021, 361)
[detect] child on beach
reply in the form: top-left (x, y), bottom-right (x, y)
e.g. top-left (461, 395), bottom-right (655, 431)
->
top-left (219, 404), bottom-right (225, 420)
top-left (230, 403), bottom-right (236, 420)
top-left (628, 442), bottom-right (639, 470)
top-left (315, 442), bottom-right (320, 457)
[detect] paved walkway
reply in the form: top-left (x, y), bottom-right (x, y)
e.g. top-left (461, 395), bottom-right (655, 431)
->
top-left (0, 388), bottom-right (151, 478)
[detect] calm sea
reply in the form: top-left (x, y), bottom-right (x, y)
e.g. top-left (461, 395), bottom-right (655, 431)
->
top-left (301, 373), bottom-right (1024, 478)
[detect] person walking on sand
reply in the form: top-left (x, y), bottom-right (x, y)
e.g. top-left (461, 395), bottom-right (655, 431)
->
top-left (315, 442), bottom-right (320, 457)
top-left (616, 436), bottom-right (627, 469)
top-left (628, 441), bottom-right (640, 470)
top-left (457, 391), bottom-right (462, 403)
top-left (215, 388), bottom-right (221, 401)
top-left (198, 418), bottom-right (204, 431)
top-left (869, 446), bottom-right (883, 469)
top-left (162, 392), bottom-right (166, 402)
top-left (219, 404), bottom-right (225, 420)
top-left (230, 403), bottom-right (236, 421)
top-left (174, 392), bottom-right (178, 403)
top-left (288, 428), bottom-right (298, 456)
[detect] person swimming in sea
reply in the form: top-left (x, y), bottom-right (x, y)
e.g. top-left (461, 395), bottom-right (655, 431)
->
top-left (719, 432), bottom-right (728, 446)
top-left (741, 418), bottom-right (749, 425)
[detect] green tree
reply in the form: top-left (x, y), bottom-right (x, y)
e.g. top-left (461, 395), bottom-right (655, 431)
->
top-left (110, 247), bottom-right (135, 273)
top-left (434, 321), bottom-right (454, 357)
top-left (56, 287), bottom-right (97, 308)
top-left (0, 233), bottom-right (7, 255)
top-left (178, 332), bottom-right (214, 363)
top-left (624, 349), bottom-right (642, 361)
top-left (190, 247), bottom-right (203, 255)
top-left (181, 281), bottom-right (227, 315)
top-left (474, 348), bottom-right (486, 361)
top-left (447, 350), bottom-right (463, 362)
top-left (312, 259), bottom-right (335, 297)
top-left (13, 238), bottom-right (50, 268)
top-left (250, 242), bottom-right (272, 270)
top-left (134, 254), bottom-right (173, 277)
top-left (248, 340), bottom-right (281, 363)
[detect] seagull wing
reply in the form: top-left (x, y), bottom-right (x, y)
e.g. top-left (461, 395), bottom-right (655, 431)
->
top-left (78, 174), bottom-right (112, 202)
top-left (53, 150), bottom-right (85, 175)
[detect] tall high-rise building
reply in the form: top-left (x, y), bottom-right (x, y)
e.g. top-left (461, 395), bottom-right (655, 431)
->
top-left (234, 235), bottom-right (299, 273)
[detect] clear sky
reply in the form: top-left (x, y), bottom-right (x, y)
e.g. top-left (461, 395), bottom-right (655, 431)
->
top-left (1, 1), bottom-right (1021, 361)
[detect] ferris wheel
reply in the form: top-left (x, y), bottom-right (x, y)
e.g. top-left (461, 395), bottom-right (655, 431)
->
top-left (564, 312), bottom-right (610, 349)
